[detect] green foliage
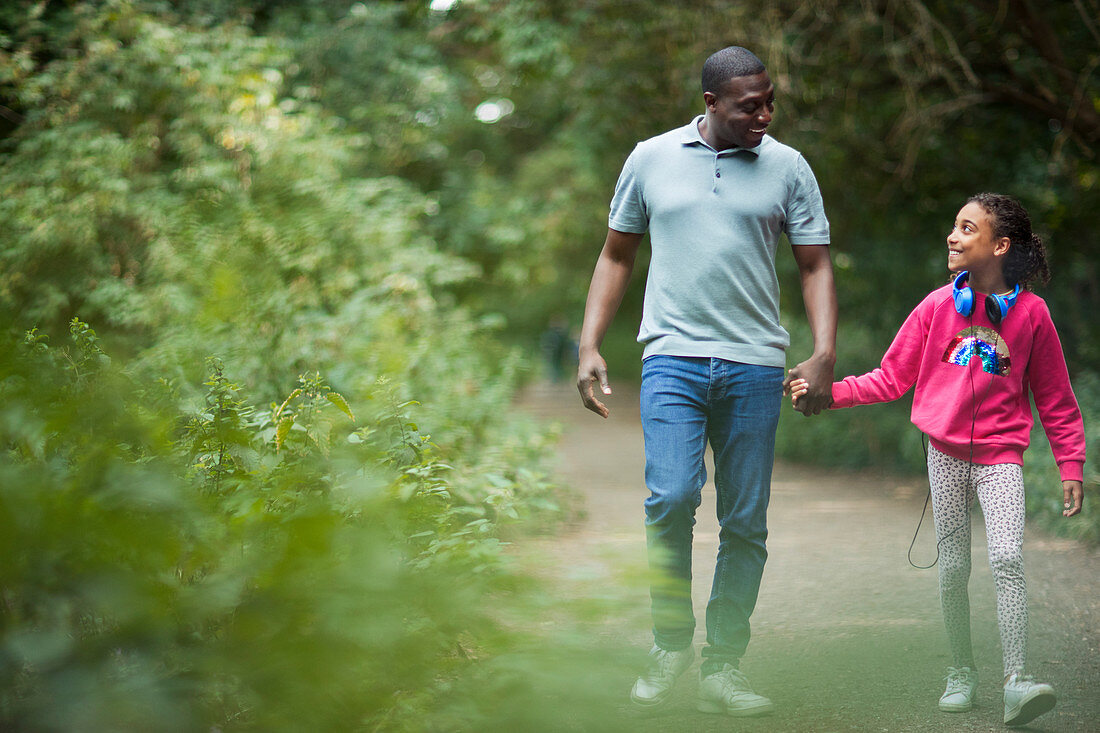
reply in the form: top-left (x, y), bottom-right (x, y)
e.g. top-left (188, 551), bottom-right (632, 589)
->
top-left (0, 323), bottom-right (594, 730)
top-left (0, 5), bottom-right (608, 726)
top-left (1024, 369), bottom-right (1100, 545)
top-left (184, 357), bottom-right (257, 498)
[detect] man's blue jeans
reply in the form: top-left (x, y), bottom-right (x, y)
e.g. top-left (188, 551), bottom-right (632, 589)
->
top-left (639, 355), bottom-right (782, 676)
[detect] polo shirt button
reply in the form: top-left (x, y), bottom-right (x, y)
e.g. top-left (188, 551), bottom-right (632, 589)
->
top-left (715, 170), bottom-right (721, 177)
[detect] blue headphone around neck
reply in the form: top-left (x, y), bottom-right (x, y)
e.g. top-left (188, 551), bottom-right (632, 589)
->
top-left (952, 271), bottom-right (1020, 325)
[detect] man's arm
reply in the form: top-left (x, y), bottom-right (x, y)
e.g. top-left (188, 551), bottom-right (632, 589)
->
top-left (786, 244), bottom-right (837, 415)
top-left (576, 228), bottom-right (644, 418)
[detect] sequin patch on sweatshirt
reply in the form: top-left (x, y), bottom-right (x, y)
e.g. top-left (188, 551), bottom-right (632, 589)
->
top-left (942, 326), bottom-right (1011, 376)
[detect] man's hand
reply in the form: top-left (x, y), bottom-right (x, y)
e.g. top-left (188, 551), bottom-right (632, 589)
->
top-left (788, 245), bottom-right (837, 417)
top-left (784, 353), bottom-right (834, 415)
top-left (577, 347), bottom-right (612, 418)
top-left (574, 229), bottom-right (643, 419)
top-left (1063, 480), bottom-right (1084, 517)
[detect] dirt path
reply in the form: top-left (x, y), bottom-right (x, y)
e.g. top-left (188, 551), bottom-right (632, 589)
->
top-left (513, 381), bottom-right (1099, 732)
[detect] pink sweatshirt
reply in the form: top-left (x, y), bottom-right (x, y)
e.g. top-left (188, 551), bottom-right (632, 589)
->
top-left (831, 283), bottom-right (1085, 482)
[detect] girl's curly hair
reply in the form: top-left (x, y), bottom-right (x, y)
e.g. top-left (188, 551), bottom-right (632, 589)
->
top-left (968, 192), bottom-right (1051, 290)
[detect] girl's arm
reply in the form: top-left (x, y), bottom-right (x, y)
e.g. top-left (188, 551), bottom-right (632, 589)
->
top-left (813, 301), bottom-right (929, 409)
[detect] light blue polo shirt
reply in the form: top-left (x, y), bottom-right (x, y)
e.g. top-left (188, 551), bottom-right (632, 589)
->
top-left (609, 115), bottom-right (830, 367)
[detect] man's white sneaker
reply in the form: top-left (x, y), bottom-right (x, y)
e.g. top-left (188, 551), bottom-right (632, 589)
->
top-left (1003, 673), bottom-right (1056, 727)
top-left (629, 645), bottom-right (694, 710)
top-left (938, 666), bottom-right (978, 712)
top-left (696, 664), bottom-right (775, 717)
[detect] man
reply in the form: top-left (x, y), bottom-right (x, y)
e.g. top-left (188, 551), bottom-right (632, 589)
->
top-left (576, 46), bottom-right (836, 716)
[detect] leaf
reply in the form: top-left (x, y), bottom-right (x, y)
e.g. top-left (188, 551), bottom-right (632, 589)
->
top-left (325, 391), bottom-right (355, 421)
top-left (274, 388), bottom-right (302, 421)
top-left (274, 415), bottom-right (295, 450)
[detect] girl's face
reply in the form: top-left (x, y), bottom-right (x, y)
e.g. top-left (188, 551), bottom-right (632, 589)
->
top-left (946, 202), bottom-right (1010, 277)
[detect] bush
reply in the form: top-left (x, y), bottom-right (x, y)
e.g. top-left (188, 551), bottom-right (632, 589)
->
top-left (1024, 368), bottom-right (1100, 544)
top-left (0, 322), bottom-right (600, 731)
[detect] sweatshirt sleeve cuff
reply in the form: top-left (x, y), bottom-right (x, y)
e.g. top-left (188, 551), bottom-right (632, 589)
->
top-left (830, 381), bottom-right (851, 409)
top-left (1058, 461), bottom-right (1085, 483)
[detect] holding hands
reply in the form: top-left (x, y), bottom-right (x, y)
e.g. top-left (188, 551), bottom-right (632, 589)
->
top-left (782, 353), bottom-right (835, 416)
top-left (786, 376), bottom-right (811, 408)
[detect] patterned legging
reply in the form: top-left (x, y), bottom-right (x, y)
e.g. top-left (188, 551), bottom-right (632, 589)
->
top-left (927, 444), bottom-right (1027, 679)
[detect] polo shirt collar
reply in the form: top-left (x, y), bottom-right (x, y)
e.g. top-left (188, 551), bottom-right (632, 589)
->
top-left (680, 115), bottom-right (763, 156)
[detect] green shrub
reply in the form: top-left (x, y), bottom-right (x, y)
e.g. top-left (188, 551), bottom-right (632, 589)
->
top-left (1024, 369), bottom-right (1100, 544)
top-left (0, 322), bottom-right (617, 731)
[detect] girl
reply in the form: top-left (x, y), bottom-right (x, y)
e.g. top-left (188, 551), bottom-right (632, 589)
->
top-left (788, 193), bottom-right (1085, 727)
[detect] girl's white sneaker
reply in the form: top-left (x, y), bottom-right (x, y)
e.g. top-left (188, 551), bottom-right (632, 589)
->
top-left (938, 666), bottom-right (978, 712)
top-left (1003, 673), bottom-right (1056, 727)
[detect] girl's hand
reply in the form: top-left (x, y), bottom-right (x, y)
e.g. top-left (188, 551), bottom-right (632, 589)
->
top-left (786, 377), bottom-right (810, 407)
top-left (1062, 480), bottom-right (1084, 517)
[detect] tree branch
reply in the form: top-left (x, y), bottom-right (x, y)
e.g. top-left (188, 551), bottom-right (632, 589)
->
top-left (1073, 0), bottom-right (1100, 47)
top-left (0, 104), bottom-right (24, 125)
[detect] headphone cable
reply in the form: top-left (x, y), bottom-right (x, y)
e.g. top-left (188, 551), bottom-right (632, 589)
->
top-left (908, 326), bottom-right (999, 569)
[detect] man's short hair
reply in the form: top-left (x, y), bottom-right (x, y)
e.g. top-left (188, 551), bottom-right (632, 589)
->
top-left (701, 47), bottom-right (766, 95)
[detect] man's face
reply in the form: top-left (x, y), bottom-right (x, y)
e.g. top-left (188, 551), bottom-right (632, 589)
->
top-left (703, 72), bottom-right (774, 150)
